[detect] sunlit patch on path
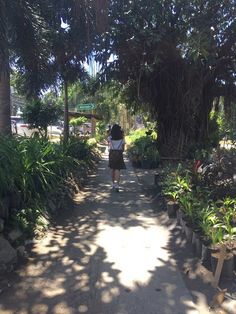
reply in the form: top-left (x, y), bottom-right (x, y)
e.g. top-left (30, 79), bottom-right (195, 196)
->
top-left (0, 156), bottom-right (199, 314)
top-left (96, 219), bottom-right (170, 289)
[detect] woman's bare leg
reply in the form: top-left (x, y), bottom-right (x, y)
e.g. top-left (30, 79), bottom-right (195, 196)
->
top-left (111, 169), bottom-right (115, 185)
top-left (114, 170), bottom-right (120, 188)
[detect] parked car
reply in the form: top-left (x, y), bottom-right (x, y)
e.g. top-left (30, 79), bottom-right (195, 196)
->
top-left (47, 125), bottom-right (63, 136)
top-left (11, 116), bottom-right (38, 137)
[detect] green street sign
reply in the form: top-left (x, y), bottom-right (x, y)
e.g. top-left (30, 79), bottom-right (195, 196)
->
top-left (77, 103), bottom-right (96, 111)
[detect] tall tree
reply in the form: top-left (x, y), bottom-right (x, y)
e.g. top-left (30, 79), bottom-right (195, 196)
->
top-left (0, 1), bottom-right (11, 134)
top-left (96, 0), bottom-right (236, 157)
top-left (0, 0), bottom-right (107, 138)
top-left (0, 0), bottom-right (50, 135)
top-left (39, 0), bottom-right (106, 143)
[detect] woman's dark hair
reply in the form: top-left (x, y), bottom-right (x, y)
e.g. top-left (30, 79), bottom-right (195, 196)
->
top-left (111, 124), bottom-right (123, 140)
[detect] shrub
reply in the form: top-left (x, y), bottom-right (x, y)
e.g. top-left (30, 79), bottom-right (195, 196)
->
top-left (126, 129), bottom-right (159, 168)
top-left (87, 137), bottom-right (97, 147)
top-left (0, 135), bottom-right (99, 238)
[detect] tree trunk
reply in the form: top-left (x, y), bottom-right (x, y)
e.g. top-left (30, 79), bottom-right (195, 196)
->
top-left (153, 63), bottom-right (215, 158)
top-left (0, 65), bottom-right (11, 135)
top-left (63, 80), bottom-right (69, 143)
top-left (0, 40), bottom-right (11, 136)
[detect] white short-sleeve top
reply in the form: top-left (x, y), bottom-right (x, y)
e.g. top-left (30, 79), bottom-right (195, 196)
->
top-left (108, 137), bottom-right (125, 150)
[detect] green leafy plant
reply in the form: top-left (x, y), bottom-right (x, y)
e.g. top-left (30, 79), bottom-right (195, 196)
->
top-left (0, 135), bottom-right (99, 238)
top-left (179, 192), bottom-right (195, 222)
top-left (198, 206), bottom-right (216, 240)
top-left (162, 170), bottom-right (192, 203)
top-left (70, 117), bottom-right (88, 135)
top-left (17, 138), bottom-right (74, 201)
top-left (22, 100), bottom-right (63, 137)
top-left (0, 136), bottom-right (22, 197)
top-left (209, 223), bottom-right (224, 245)
top-left (215, 197), bottom-right (236, 243)
top-left (222, 215), bottom-right (236, 243)
top-left (164, 190), bottom-right (179, 203)
top-left (160, 160), bottom-right (236, 247)
top-left (127, 130), bottom-right (160, 168)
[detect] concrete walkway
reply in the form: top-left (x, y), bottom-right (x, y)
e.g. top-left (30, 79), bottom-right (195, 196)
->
top-left (0, 155), bottom-right (200, 314)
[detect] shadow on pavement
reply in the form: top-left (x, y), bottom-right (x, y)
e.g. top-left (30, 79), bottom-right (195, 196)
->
top-left (0, 158), bottom-right (199, 314)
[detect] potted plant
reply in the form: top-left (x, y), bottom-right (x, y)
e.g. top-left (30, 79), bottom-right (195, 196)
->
top-left (163, 172), bottom-right (192, 220)
top-left (128, 147), bottom-right (141, 168)
top-left (198, 206), bottom-right (217, 266)
top-left (164, 190), bottom-right (179, 218)
top-left (211, 242), bottom-right (234, 280)
top-left (179, 192), bottom-right (197, 242)
top-left (190, 199), bottom-right (208, 255)
top-left (141, 145), bottom-right (160, 169)
top-left (217, 198), bottom-right (236, 273)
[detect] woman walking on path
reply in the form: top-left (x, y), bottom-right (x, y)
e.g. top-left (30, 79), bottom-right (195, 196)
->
top-left (108, 124), bottom-right (126, 192)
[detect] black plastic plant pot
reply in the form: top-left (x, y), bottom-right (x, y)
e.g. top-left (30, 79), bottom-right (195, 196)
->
top-left (191, 229), bottom-right (203, 256)
top-left (176, 208), bottom-right (181, 225)
top-left (184, 223), bottom-right (193, 242)
top-left (141, 159), bottom-right (152, 169)
top-left (132, 160), bottom-right (140, 168)
top-left (211, 252), bottom-right (234, 279)
top-left (167, 201), bottom-right (178, 218)
top-left (195, 235), bottom-right (203, 258)
top-left (192, 230), bottom-right (197, 246)
top-left (177, 207), bottom-right (184, 219)
top-left (191, 228), bottom-right (199, 246)
top-left (154, 173), bottom-right (159, 185)
top-left (201, 241), bottom-right (213, 269)
top-left (232, 248), bottom-right (236, 271)
top-left (180, 214), bottom-right (186, 234)
top-left (174, 202), bottom-right (179, 211)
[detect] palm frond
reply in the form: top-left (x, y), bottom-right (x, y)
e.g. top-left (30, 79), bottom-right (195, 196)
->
top-left (7, 0), bottom-right (50, 96)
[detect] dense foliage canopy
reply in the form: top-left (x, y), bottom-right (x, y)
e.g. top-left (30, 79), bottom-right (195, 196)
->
top-left (1, 0), bottom-right (236, 155)
top-left (96, 0), bottom-right (236, 156)
top-left (0, 0), bottom-right (106, 139)
top-left (0, 0), bottom-right (49, 134)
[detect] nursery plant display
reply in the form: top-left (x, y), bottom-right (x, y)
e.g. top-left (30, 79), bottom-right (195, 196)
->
top-left (159, 148), bottom-right (236, 280)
